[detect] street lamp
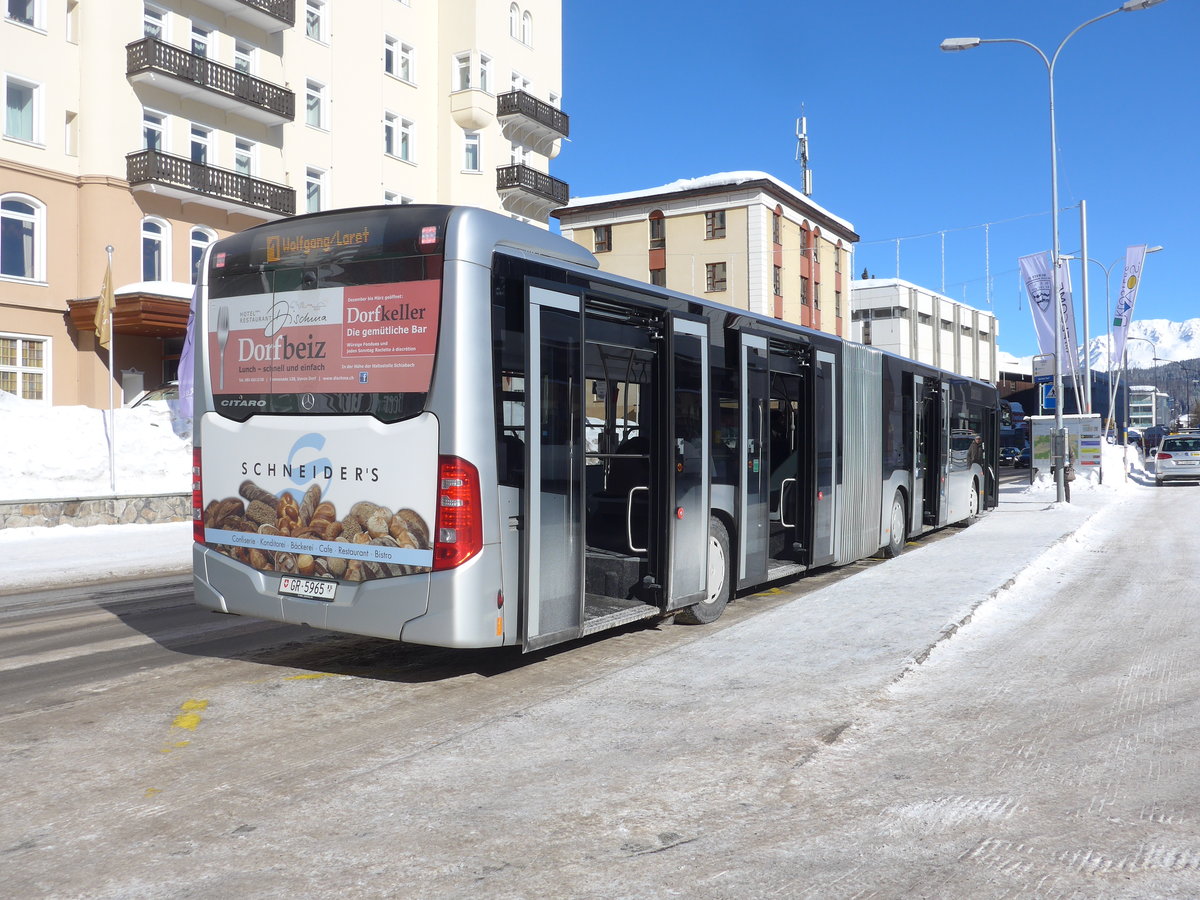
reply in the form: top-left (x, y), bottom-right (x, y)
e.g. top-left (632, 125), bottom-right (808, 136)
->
top-left (941, 0), bottom-right (1167, 502)
top-left (1125, 335), bottom-right (1158, 432)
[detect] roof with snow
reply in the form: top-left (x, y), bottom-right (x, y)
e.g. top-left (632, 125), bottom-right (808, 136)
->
top-left (556, 171), bottom-right (856, 237)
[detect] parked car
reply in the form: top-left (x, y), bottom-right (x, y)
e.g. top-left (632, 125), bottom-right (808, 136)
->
top-left (1154, 435), bottom-right (1200, 485)
top-left (1016, 446), bottom-right (1031, 468)
top-left (129, 381), bottom-right (179, 408)
top-left (998, 446), bottom-right (1021, 467)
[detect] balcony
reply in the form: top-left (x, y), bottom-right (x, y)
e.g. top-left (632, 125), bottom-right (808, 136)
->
top-left (497, 90), bottom-right (569, 158)
top-left (496, 164), bottom-right (569, 222)
top-left (127, 149), bottom-right (295, 218)
top-left (200, 0), bottom-right (294, 32)
top-left (126, 38), bottom-right (294, 126)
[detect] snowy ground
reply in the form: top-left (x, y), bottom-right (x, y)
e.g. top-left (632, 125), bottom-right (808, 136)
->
top-left (0, 392), bottom-right (1150, 596)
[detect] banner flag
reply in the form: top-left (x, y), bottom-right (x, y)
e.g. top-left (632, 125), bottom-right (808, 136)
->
top-left (1055, 255), bottom-right (1081, 383)
top-left (95, 260), bottom-right (115, 350)
top-left (1020, 251), bottom-right (1056, 355)
top-left (1111, 244), bottom-right (1148, 366)
top-left (170, 283), bottom-right (198, 437)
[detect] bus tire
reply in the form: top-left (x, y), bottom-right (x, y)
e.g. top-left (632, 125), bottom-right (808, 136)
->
top-left (676, 516), bottom-right (731, 625)
top-left (957, 478), bottom-right (981, 526)
top-left (881, 491), bottom-right (906, 558)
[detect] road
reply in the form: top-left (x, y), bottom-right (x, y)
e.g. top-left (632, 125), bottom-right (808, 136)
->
top-left (2, 479), bottom-right (1197, 898)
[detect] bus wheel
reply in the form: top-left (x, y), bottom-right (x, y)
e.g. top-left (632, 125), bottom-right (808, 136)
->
top-left (676, 517), bottom-right (731, 625)
top-left (959, 478), bottom-right (981, 525)
top-left (881, 491), bottom-right (906, 558)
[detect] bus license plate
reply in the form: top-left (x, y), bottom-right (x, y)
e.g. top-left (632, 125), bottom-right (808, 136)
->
top-left (279, 576), bottom-right (337, 601)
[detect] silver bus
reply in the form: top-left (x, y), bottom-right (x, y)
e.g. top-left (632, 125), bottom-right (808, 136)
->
top-left (192, 204), bottom-right (999, 651)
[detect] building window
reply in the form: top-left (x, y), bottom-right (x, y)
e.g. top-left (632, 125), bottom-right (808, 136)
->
top-left (398, 42), bottom-right (414, 82)
top-left (305, 0), bottom-right (325, 41)
top-left (594, 225), bottom-right (611, 254)
top-left (463, 131), bottom-right (480, 171)
top-left (455, 53), bottom-right (471, 90)
top-left (189, 124), bottom-right (211, 164)
top-left (384, 112), bottom-right (398, 156)
top-left (650, 268), bottom-right (666, 287)
top-left (190, 227), bottom-right (214, 284)
top-left (6, 0), bottom-right (40, 28)
top-left (773, 266), bottom-right (782, 297)
top-left (190, 24), bottom-right (211, 58)
top-left (521, 10), bottom-right (532, 45)
top-left (398, 117), bottom-right (413, 161)
top-left (1, 194), bottom-right (43, 281)
top-left (705, 262), bottom-right (727, 293)
top-left (799, 227), bottom-right (810, 252)
top-left (305, 167), bottom-right (324, 213)
top-left (705, 210), bottom-right (726, 240)
top-left (479, 55), bottom-right (492, 93)
top-left (861, 320), bottom-right (872, 346)
top-left (836, 290), bottom-right (843, 318)
top-left (141, 217), bottom-right (167, 281)
top-left (384, 35), bottom-right (398, 76)
top-left (509, 2), bottom-right (519, 38)
top-left (648, 212), bottom-right (665, 250)
top-left (918, 312), bottom-right (932, 325)
top-left (0, 333), bottom-right (48, 400)
top-left (234, 138), bottom-right (254, 175)
top-left (305, 80), bottom-right (325, 129)
top-left (772, 210), bottom-right (782, 244)
top-left (835, 245), bottom-right (842, 274)
top-left (234, 40), bottom-right (254, 74)
top-left (143, 4), bottom-right (165, 39)
top-left (4, 75), bottom-right (39, 143)
top-left (800, 276), bottom-right (809, 305)
top-left (143, 110), bottom-right (165, 151)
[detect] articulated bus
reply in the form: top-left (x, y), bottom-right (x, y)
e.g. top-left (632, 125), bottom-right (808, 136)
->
top-left (192, 204), bottom-right (999, 651)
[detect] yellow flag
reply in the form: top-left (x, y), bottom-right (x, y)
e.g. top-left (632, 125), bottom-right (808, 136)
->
top-left (95, 260), bottom-right (115, 350)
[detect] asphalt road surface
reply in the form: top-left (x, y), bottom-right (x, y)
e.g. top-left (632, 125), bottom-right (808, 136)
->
top-left (2, 483), bottom-right (1196, 899)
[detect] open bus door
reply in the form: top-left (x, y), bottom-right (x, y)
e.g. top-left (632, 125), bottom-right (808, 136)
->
top-left (737, 334), bottom-right (831, 586)
top-left (522, 287), bottom-right (693, 650)
top-left (918, 376), bottom-right (949, 527)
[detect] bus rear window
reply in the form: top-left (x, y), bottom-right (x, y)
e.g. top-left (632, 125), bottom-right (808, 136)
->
top-left (204, 208), bottom-right (447, 423)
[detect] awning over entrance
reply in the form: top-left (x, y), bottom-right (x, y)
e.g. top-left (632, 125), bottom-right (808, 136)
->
top-left (68, 282), bottom-right (192, 339)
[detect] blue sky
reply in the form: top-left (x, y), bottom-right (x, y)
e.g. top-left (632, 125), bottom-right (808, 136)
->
top-left (554, 0), bottom-right (1197, 359)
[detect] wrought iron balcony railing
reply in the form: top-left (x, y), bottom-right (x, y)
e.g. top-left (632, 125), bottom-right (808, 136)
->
top-left (126, 37), bottom-right (295, 122)
top-left (496, 164), bottom-right (569, 206)
top-left (496, 90), bottom-right (569, 139)
top-left (127, 149), bottom-right (296, 217)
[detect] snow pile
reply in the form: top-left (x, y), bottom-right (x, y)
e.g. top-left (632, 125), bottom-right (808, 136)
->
top-left (1015, 440), bottom-right (1145, 498)
top-left (0, 392), bottom-right (191, 501)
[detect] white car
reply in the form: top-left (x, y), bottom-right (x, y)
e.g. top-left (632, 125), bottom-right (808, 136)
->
top-left (1154, 435), bottom-right (1200, 486)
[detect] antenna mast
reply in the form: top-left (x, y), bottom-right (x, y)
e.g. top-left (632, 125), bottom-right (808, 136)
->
top-left (795, 109), bottom-right (813, 197)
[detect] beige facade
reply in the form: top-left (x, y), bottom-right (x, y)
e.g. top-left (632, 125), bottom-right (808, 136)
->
top-left (553, 172), bottom-right (858, 338)
top-left (2, 0), bottom-right (565, 407)
top-left (850, 278), bottom-right (998, 383)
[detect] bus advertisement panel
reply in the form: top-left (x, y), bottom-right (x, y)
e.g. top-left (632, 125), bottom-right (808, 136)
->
top-left (207, 280), bottom-right (440, 397)
top-left (199, 413), bottom-right (438, 584)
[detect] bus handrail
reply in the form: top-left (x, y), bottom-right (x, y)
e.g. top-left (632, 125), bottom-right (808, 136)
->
top-left (779, 477), bottom-right (797, 528)
top-left (627, 486), bottom-right (648, 553)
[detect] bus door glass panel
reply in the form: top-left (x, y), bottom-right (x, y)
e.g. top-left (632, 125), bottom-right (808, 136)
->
top-left (920, 379), bottom-right (945, 526)
top-left (738, 334), bottom-right (769, 586)
top-left (523, 287), bottom-right (584, 649)
top-left (768, 347), bottom-right (803, 564)
top-left (811, 350), bottom-right (836, 567)
top-left (666, 318), bottom-right (710, 609)
top-left (582, 332), bottom-right (656, 605)
top-left (906, 372), bottom-right (925, 530)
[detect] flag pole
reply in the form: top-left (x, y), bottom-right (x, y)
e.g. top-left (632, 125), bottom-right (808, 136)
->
top-left (104, 246), bottom-right (116, 493)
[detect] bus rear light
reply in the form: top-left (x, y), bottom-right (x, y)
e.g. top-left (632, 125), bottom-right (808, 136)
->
top-left (432, 455), bottom-right (482, 571)
top-left (192, 448), bottom-right (205, 545)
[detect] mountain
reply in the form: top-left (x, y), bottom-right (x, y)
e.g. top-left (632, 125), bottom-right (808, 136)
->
top-left (1082, 319), bottom-right (1200, 372)
top-left (1003, 319), bottom-right (1200, 373)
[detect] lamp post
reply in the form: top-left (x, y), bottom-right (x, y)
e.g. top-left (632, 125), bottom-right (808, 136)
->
top-left (1125, 335), bottom-right (1158, 433)
top-left (941, 0), bottom-right (1167, 502)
